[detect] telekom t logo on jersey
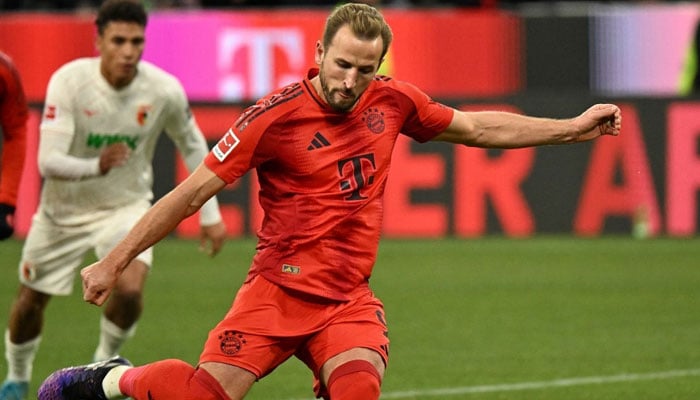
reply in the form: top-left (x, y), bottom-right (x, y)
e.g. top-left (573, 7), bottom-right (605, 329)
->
top-left (338, 153), bottom-right (376, 201)
top-left (218, 28), bottom-right (304, 101)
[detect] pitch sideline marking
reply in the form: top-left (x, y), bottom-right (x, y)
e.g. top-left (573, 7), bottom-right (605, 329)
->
top-left (282, 368), bottom-right (700, 400)
top-left (380, 368), bottom-right (700, 398)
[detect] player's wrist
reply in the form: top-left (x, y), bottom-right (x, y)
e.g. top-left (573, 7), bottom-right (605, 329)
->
top-left (0, 203), bottom-right (15, 214)
top-left (0, 202), bottom-right (16, 240)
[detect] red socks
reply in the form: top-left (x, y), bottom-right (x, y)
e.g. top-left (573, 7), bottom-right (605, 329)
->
top-left (119, 359), bottom-right (230, 400)
top-left (326, 360), bottom-right (382, 400)
top-left (118, 358), bottom-right (380, 400)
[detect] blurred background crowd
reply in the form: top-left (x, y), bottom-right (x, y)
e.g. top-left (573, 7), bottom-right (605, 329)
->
top-left (3, 0), bottom-right (468, 10)
top-left (0, 0), bottom-right (682, 12)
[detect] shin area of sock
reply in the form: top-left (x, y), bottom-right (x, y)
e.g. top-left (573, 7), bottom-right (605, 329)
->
top-left (119, 359), bottom-right (230, 400)
top-left (326, 360), bottom-right (381, 400)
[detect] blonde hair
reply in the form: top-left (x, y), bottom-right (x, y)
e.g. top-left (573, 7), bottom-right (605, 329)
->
top-left (322, 3), bottom-right (393, 60)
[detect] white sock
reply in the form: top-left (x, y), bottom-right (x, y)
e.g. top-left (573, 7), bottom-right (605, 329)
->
top-left (101, 365), bottom-right (131, 399)
top-left (4, 330), bottom-right (41, 382)
top-left (93, 316), bottom-right (136, 362)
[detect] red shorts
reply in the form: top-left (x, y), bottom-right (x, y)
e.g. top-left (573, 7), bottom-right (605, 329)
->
top-left (199, 274), bottom-right (390, 384)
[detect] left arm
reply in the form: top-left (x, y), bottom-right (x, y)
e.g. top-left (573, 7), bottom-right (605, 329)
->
top-left (164, 83), bottom-right (226, 255)
top-left (172, 130), bottom-right (227, 256)
top-left (0, 54), bottom-right (28, 239)
top-left (82, 164), bottom-right (227, 305)
top-left (432, 103), bottom-right (621, 148)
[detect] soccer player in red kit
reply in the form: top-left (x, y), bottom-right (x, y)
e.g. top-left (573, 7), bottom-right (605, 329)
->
top-left (0, 51), bottom-right (28, 241)
top-left (38, 2), bottom-right (622, 400)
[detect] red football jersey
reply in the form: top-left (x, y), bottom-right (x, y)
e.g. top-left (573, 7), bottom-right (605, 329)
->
top-left (0, 52), bottom-right (28, 207)
top-left (206, 69), bottom-right (453, 300)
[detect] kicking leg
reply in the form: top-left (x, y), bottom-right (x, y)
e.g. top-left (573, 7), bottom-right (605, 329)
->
top-left (38, 358), bottom-right (256, 400)
top-left (121, 359), bottom-right (254, 400)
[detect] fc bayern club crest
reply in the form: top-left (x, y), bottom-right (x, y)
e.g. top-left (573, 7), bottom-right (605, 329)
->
top-left (363, 107), bottom-right (385, 134)
top-left (219, 330), bottom-right (246, 355)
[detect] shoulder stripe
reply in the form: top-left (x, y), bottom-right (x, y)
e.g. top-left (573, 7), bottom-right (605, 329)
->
top-left (235, 83), bottom-right (304, 131)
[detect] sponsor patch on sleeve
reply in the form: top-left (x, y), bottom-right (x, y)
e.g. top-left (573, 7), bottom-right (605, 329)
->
top-left (212, 129), bottom-right (240, 162)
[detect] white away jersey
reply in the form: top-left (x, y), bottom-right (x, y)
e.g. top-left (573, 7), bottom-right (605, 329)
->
top-left (38, 57), bottom-right (215, 225)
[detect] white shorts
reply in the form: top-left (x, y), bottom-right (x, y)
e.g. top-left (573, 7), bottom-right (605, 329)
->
top-left (19, 200), bottom-right (153, 296)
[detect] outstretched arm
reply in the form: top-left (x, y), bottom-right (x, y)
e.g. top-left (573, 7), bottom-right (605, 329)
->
top-left (81, 163), bottom-right (226, 306)
top-left (432, 103), bottom-right (621, 148)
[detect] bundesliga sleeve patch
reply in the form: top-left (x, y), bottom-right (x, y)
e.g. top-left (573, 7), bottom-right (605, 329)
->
top-left (212, 129), bottom-right (240, 162)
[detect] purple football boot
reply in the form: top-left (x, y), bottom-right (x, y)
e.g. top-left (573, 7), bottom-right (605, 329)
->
top-left (37, 357), bottom-right (132, 400)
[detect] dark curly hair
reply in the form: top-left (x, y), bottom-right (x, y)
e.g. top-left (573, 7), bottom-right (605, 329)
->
top-left (95, 0), bottom-right (147, 35)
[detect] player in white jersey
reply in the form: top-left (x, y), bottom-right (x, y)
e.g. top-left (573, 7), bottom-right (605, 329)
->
top-left (0, 1), bottom-right (227, 399)
top-left (36, 58), bottom-right (216, 226)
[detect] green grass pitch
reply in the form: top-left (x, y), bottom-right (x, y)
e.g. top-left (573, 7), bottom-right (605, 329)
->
top-left (1, 236), bottom-right (699, 399)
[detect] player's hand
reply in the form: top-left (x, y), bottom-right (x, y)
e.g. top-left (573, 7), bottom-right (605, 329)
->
top-left (81, 261), bottom-right (119, 306)
top-left (572, 104), bottom-right (622, 142)
top-left (199, 221), bottom-right (227, 257)
top-left (99, 143), bottom-right (131, 175)
top-left (0, 203), bottom-right (16, 240)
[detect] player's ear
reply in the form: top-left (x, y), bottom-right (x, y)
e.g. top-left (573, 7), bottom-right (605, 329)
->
top-left (95, 33), bottom-right (103, 53)
top-left (314, 41), bottom-right (324, 65)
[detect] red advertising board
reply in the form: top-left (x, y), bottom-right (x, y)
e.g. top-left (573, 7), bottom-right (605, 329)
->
top-left (10, 99), bottom-right (700, 238)
top-left (0, 13), bottom-right (96, 102)
top-left (0, 8), bottom-right (521, 102)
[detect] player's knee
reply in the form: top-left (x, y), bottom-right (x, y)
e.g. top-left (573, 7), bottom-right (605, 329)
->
top-left (190, 367), bottom-right (233, 400)
top-left (326, 360), bottom-right (382, 400)
top-left (16, 285), bottom-right (51, 313)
